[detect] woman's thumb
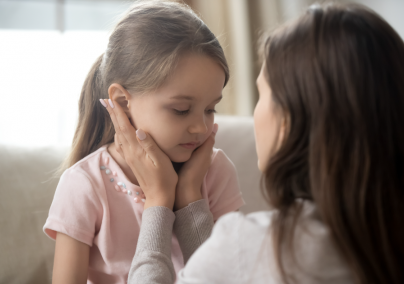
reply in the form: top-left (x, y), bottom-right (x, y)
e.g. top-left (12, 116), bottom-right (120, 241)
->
top-left (196, 123), bottom-right (218, 154)
top-left (206, 123), bottom-right (218, 146)
top-left (212, 123), bottom-right (219, 136)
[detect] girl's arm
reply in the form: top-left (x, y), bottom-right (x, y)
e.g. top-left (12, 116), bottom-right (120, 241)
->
top-left (53, 232), bottom-right (90, 284)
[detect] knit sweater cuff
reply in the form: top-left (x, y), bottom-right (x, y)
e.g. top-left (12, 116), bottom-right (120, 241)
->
top-left (136, 206), bottom-right (176, 258)
top-left (174, 199), bottom-right (214, 263)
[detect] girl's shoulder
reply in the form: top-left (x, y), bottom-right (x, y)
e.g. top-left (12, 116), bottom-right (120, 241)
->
top-left (209, 147), bottom-right (237, 175)
top-left (55, 145), bottom-right (111, 201)
top-left (58, 145), bottom-right (108, 188)
top-left (44, 146), bottom-right (110, 245)
top-left (203, 148), bottom-right (244, 220)
top-left (211, 147), bottom-right (231, 162)
top-left (68, 145), bottom-right (108, 172)
top-left (62, 145), bottom-right (109, 182)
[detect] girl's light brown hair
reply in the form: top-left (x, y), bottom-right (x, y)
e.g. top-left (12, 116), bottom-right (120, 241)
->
top-left (262, 2), bottom-right (404, 284)
top-left (59, 0), bottom-right (229, 174)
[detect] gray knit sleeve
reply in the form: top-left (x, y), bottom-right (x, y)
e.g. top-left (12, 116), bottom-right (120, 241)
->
top-left (128, 200), bottom-right (215, 284)
top-left (128, 206), bottom-right (176, 284)
top-left (174, 199), bottom-right (214, 264)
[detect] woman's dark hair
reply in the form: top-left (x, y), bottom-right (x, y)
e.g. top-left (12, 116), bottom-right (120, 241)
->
top-left (263, 2), bottom-right (404, 283)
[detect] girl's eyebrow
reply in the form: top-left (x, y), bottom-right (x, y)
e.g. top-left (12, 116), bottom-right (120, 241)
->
top-left (170, 95), bottom-right (194, 101)
top-left (170, 94), bottom-right (223, 102)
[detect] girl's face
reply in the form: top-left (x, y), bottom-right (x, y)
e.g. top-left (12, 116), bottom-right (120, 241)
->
top-left (128, 54), bottom-right (225, 162)
top-left (254, 64), bottom-right (285, 172)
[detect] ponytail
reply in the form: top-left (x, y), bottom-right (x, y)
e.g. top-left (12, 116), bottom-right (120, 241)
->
top-left (57, 54), bottom-right (114, 176)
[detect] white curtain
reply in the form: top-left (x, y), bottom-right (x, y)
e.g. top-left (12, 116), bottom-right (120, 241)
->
top-left (0, 30), bottom-right (109, 147)
top-left (186, 0), bottom-right (313, 116)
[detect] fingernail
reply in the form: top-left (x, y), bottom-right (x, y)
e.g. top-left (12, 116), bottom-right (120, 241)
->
top-left (136, 129), bottom-right (146, 140)
top-left (108, 99), bottom-right (115, 108)
top-left (213, 123), bottom-right (219, 134)
top-left (99, 99), bottom-right (107, 108)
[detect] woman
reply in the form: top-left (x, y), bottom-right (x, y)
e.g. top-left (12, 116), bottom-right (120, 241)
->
top-left (105, 2), bottom-right (404, 284)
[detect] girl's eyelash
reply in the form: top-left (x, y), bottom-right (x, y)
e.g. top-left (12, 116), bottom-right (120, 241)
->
top-left (174, 109), bottom-right (190, 115)
top-left (173, 109), bottom-right (217, 115)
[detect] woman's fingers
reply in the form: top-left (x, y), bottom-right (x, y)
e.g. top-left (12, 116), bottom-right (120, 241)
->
top-left (108, 99), bottom-right (138, 143)
top-left (101, 99), bottom-right (127, 144)
top-left (135, 129), bottom-right (168, 167)
top-left (101, 98), bottom-right (165, 165)
top-left (100, 99), bottom-right (177, 209)
top-left (101, 99), bottom-right (133, 149)
top-left (114, 133), bottom-right (125, 160)
top-left (174, 125), bottom-right (218, 210)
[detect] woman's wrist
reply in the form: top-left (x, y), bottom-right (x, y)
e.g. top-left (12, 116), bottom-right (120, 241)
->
top-left (144, 196), bottom-right (175, 210)
top-left (174, 184), bottom-right (203, 211)
top-left (144, 186), bottom-right (176, 210)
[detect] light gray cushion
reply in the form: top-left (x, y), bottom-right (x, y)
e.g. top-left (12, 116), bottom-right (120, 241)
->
top-left (0, 146), bottom-right (67, 284)
top-left (214, 115), bottom-right (269, 214)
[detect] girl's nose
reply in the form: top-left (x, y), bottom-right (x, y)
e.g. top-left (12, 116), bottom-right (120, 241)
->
top-left (188, 116), bottom-right (208, 134)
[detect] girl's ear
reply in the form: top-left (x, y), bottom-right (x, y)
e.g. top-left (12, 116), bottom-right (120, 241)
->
top-left (108, 83), bottom-right (132, 118)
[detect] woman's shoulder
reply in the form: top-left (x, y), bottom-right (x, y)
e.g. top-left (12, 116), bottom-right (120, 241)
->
top-left (214, 210), bottom-right (275, 235)
top-left (184, 203), bottom-right (352, 283)
top-left (212, 210), bottom-right (276, 251)
top-left (179, 210), bottom-right (278, 283)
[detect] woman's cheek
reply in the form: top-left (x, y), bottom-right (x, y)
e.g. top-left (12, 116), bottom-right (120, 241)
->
top-left (254, 101), bottom-right (268, 171)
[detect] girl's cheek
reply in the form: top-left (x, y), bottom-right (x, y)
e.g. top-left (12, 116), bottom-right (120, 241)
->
top-left (202, 123), bottom-right (214, 143)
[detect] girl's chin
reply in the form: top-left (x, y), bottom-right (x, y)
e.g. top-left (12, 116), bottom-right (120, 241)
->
top-left (170, 156), bottom-right (191, 163)
top-left (168, 152), bottom-right (192, 163)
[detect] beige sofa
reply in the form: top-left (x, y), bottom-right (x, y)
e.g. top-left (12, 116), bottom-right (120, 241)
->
top-left (0, 115), bottom-right (268, 284)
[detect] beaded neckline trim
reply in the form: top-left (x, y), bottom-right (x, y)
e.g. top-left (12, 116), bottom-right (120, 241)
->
top-left (100, 156), bottom-right (146, 204)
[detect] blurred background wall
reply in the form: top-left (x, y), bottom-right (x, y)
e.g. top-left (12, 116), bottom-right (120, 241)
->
top-left (1, 0), bottom-right (403, 147)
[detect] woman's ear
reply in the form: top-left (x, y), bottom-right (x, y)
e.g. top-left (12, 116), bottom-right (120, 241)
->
top-left (108, 83), bottom-right (132, 118)
top-left (277, 114), bottom-right (289, 150)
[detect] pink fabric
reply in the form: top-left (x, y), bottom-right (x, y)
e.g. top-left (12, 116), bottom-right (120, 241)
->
top-left (43, 145), bottom-right (244, 284)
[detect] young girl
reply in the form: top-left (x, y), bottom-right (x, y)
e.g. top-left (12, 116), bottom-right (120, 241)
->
top-left (43, 1), bottom-right (244, 283)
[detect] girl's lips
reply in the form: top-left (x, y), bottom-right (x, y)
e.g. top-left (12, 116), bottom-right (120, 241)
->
top-left (179, 142), bottom-right (200, 149)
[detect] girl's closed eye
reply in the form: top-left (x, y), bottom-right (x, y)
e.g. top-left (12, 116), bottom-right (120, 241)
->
top-left (174, 108), bottom-right (217, 115)
top-left (174, 109), bottom-right (190, 115)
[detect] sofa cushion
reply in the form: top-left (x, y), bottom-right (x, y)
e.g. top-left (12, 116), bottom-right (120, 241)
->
top-left (214, 115), bottom-right (269, 214)
top-left (0, 145), bottom-right (68, 284)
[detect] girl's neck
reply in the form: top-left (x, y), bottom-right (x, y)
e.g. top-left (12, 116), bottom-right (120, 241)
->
top-left (107, 143), bottom-right (139, 186)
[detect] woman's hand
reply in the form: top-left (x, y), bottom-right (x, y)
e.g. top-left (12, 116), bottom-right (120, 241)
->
top-left (174, 124), bottom-right (218, 210)
top-left (102, 99), bottom-right (178, 210)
